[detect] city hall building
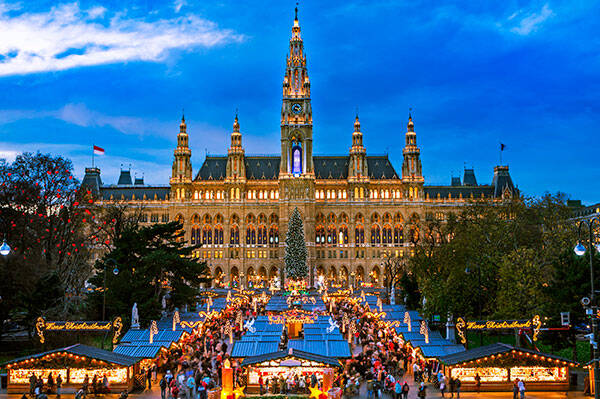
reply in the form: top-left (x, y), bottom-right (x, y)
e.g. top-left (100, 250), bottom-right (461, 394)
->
top-left (83, 10), bottom-right (516, 288)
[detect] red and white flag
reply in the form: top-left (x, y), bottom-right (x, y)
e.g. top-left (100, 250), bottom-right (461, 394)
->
top-left (93, 145), bottom-right (105, 155)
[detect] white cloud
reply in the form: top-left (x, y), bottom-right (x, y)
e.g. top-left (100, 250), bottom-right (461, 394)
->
top-left (86, 6), bottom-right (106, 19)
top-left (0, 2), bottom-right (244, 77)
top-left (510, 4), bottom-right (554, 35)
top-left (174, 0), bottom-right (186, 13)
top-left (0, 149), bottom-right (19, 162)
top-left (56, 103), bottom-right (174, 137)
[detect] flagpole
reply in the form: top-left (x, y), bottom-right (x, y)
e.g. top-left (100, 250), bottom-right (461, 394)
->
top-left (92, 144), bottom-right (95, 168)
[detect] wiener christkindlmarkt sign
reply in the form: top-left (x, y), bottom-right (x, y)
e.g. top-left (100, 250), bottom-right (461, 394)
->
top-left (36, 317), bottom-right (123, 344)
top-left (456, 315), bottom-right (541, 344)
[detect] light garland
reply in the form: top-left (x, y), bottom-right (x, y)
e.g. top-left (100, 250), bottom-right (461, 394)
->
top-left (173, 311), bottom-right (180, 331)
top-left (149, 320), bottom-right (158, 344)
top-left (69, 368), bottom-right (128, 384)
top-left (9, 369), bottom-right (68, 384)
top-left (404, 312), bottom-right (411, 332)
top-left (450, 367), bottom-right (508, 382)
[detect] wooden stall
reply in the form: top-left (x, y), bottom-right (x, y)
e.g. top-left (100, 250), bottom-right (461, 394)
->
top-left (239, 349), bottom-right (341, 394)
top-left (2, 344), bottom-right (141, 393)
top-left (439, 343), bottom-right (578, 392)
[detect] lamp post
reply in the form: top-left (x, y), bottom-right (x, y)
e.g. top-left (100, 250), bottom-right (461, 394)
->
top-left (0, 238), bottom-right (10, 257)
top-left (102, 258), bottom-right (119, 321)
top-left (465, 263), bottom-right (483, 346)
top-left (575, 217), bottom-right (600, 399)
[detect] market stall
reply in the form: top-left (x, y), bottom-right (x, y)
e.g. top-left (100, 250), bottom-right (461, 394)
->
top-left (2, 344), bottom-right (141, 393)
top-left (439, 343), bottom-right (577, 392)
top-left (239, 348), bottom-right (341, 394)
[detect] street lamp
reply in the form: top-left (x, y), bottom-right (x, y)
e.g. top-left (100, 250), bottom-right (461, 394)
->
top-left (574, 217), bottom-right (600, 399)
top-left (0, 239), bottom-right (10, 256)
top-left (102, 258), bottom-right (119, 321)
top-left (465, 264), bottom-right (483, 346)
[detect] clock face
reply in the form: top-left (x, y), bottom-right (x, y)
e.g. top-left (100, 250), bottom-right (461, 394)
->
top-left (292, 103), bottom-right (302, 114)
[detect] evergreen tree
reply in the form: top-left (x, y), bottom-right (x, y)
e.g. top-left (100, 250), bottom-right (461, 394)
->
top-left (284, 207), bottom-right (308, 281)
top-left (87, 221), bottom-right (211, 324)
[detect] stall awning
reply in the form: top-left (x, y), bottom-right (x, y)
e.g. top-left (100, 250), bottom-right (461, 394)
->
top-left (2, 344), bottom-right (139, 367)
top-left (417, 345), bottom-right (466, 359)
top-left (231, 341), bottom-right (280, 358)
top-left (439, 343), bottom-right (578, 366)
top-left (288, 339), bottom-right (351, 358)
top-left (113, 343), bottom-right (166, 359)
top-left (120, 329), bottom-right (184, 345)
top-left (240, 349), bottom-right (341, 368)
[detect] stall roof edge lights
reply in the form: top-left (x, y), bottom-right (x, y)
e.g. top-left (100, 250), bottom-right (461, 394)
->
top-left (2, 344), bottom-right (139, 368)
top-left (439, 342), bottom-right (578, 367)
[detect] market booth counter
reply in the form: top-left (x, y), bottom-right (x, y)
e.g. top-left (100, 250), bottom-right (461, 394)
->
top-left (439, 343), bottom-right (578, 392)
top-left (2, 344), bottom-right (141, 393)
top-left (239, 348), bottom-right (342, 394)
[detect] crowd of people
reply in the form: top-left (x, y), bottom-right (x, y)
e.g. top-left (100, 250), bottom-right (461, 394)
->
top-left (329, 296), bottom-right (461, 399)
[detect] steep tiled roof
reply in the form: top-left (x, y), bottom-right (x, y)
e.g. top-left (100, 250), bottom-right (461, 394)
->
top-left (314, 156), bottom-right (348, 179)
top-left (195, 154), bottom-right (400, 180)
top-left (195, 156), bottom-right (227, 180)
top-left (424, 185), bottom-right (494, 199)
top-left (245, 157), bottom-right (280, 179)
top-left (366, 156), bottom-right (400, 179)
top-left (99, 186), bottom-right (170, 201)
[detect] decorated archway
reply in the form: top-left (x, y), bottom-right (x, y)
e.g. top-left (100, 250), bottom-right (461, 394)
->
top-left (230, 266), bottom-right (239, 288)
top-left (340, 266), bottom-right (349, 288)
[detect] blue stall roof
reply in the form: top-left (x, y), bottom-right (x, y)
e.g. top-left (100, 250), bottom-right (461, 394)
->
top-left (120, 329), bottom-right (184, 345)
top-left (288, 339), bottom-right (352, 358)
top-left (113, 343), bottom-right (165, 359)
top-left (231, 340), bottom-right (280, 358)
top-left (418, 345), bottom-right (465, 359)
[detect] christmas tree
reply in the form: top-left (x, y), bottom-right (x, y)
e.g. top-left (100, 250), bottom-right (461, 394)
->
top-left (284, 207), bottom-right (308, 281)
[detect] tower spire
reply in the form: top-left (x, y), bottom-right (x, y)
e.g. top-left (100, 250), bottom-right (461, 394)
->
top-left (348, 113), bottom-right (367, 181)
top-left (280, 5), bottom-right (313, 177)
top-left (171, 113), bottom-right (192, 189)
top-left (402, 112), bottom-right (424, 197)
top-left (227, 112), bottom-right (245, 181)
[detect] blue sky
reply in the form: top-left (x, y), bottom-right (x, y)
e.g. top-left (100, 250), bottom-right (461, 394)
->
top-left (0, 0), bottom-right (598, 203)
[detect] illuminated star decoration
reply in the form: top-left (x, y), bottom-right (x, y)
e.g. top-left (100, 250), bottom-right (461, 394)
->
top-left (232, 386), bottom-right (245, 398)
top-left (309, 386), bottom-right (328, 399)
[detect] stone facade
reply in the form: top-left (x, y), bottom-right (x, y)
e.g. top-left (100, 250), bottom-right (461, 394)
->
top-left (83, 10), bottom-right (516, 289)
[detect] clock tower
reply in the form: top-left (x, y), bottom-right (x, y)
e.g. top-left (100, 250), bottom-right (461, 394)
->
top-left (280, 7), bottom-right (313, 177)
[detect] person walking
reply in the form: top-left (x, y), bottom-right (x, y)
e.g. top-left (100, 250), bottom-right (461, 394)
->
top-left (47, 372), bottom-right (54, 394)
top-left (417, 382), bottom-right (427, 398)
top-left (412, 362), bottom-right (420, 382)
top-left (186, 375), bottom-right (196, 399)
top-left (512, 379), bottom-right (519, 399)
top-left (518, 379), bottom-right (526, 399)
top-left (401, 381), bottom-right (409, 399)
top-left (439, 374), bottom-right (446, 397)
top-left (366, 377), bottom-right (374, 399)
top-left (455, 377), bottom-right (461, 399)
top-left (56, 374), bottom-right (62, 397)
top-left (449, 376), bottom-right (455, 398)
top-left (159, 376), bottom-right (167, 399)
top-left (393, 378), bottom-right (402, 399)
top-left (29, 374), bottom-right (37, 397)
top-left (147, 368), bottom-right (153, 390)
top-left (474, 373), bottom-right (481, 393)
top-left (82, 374), bottom-right (89, 397)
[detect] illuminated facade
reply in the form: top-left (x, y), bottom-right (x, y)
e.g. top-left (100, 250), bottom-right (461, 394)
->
top-left (83, 9), bottom-right (516, 288)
